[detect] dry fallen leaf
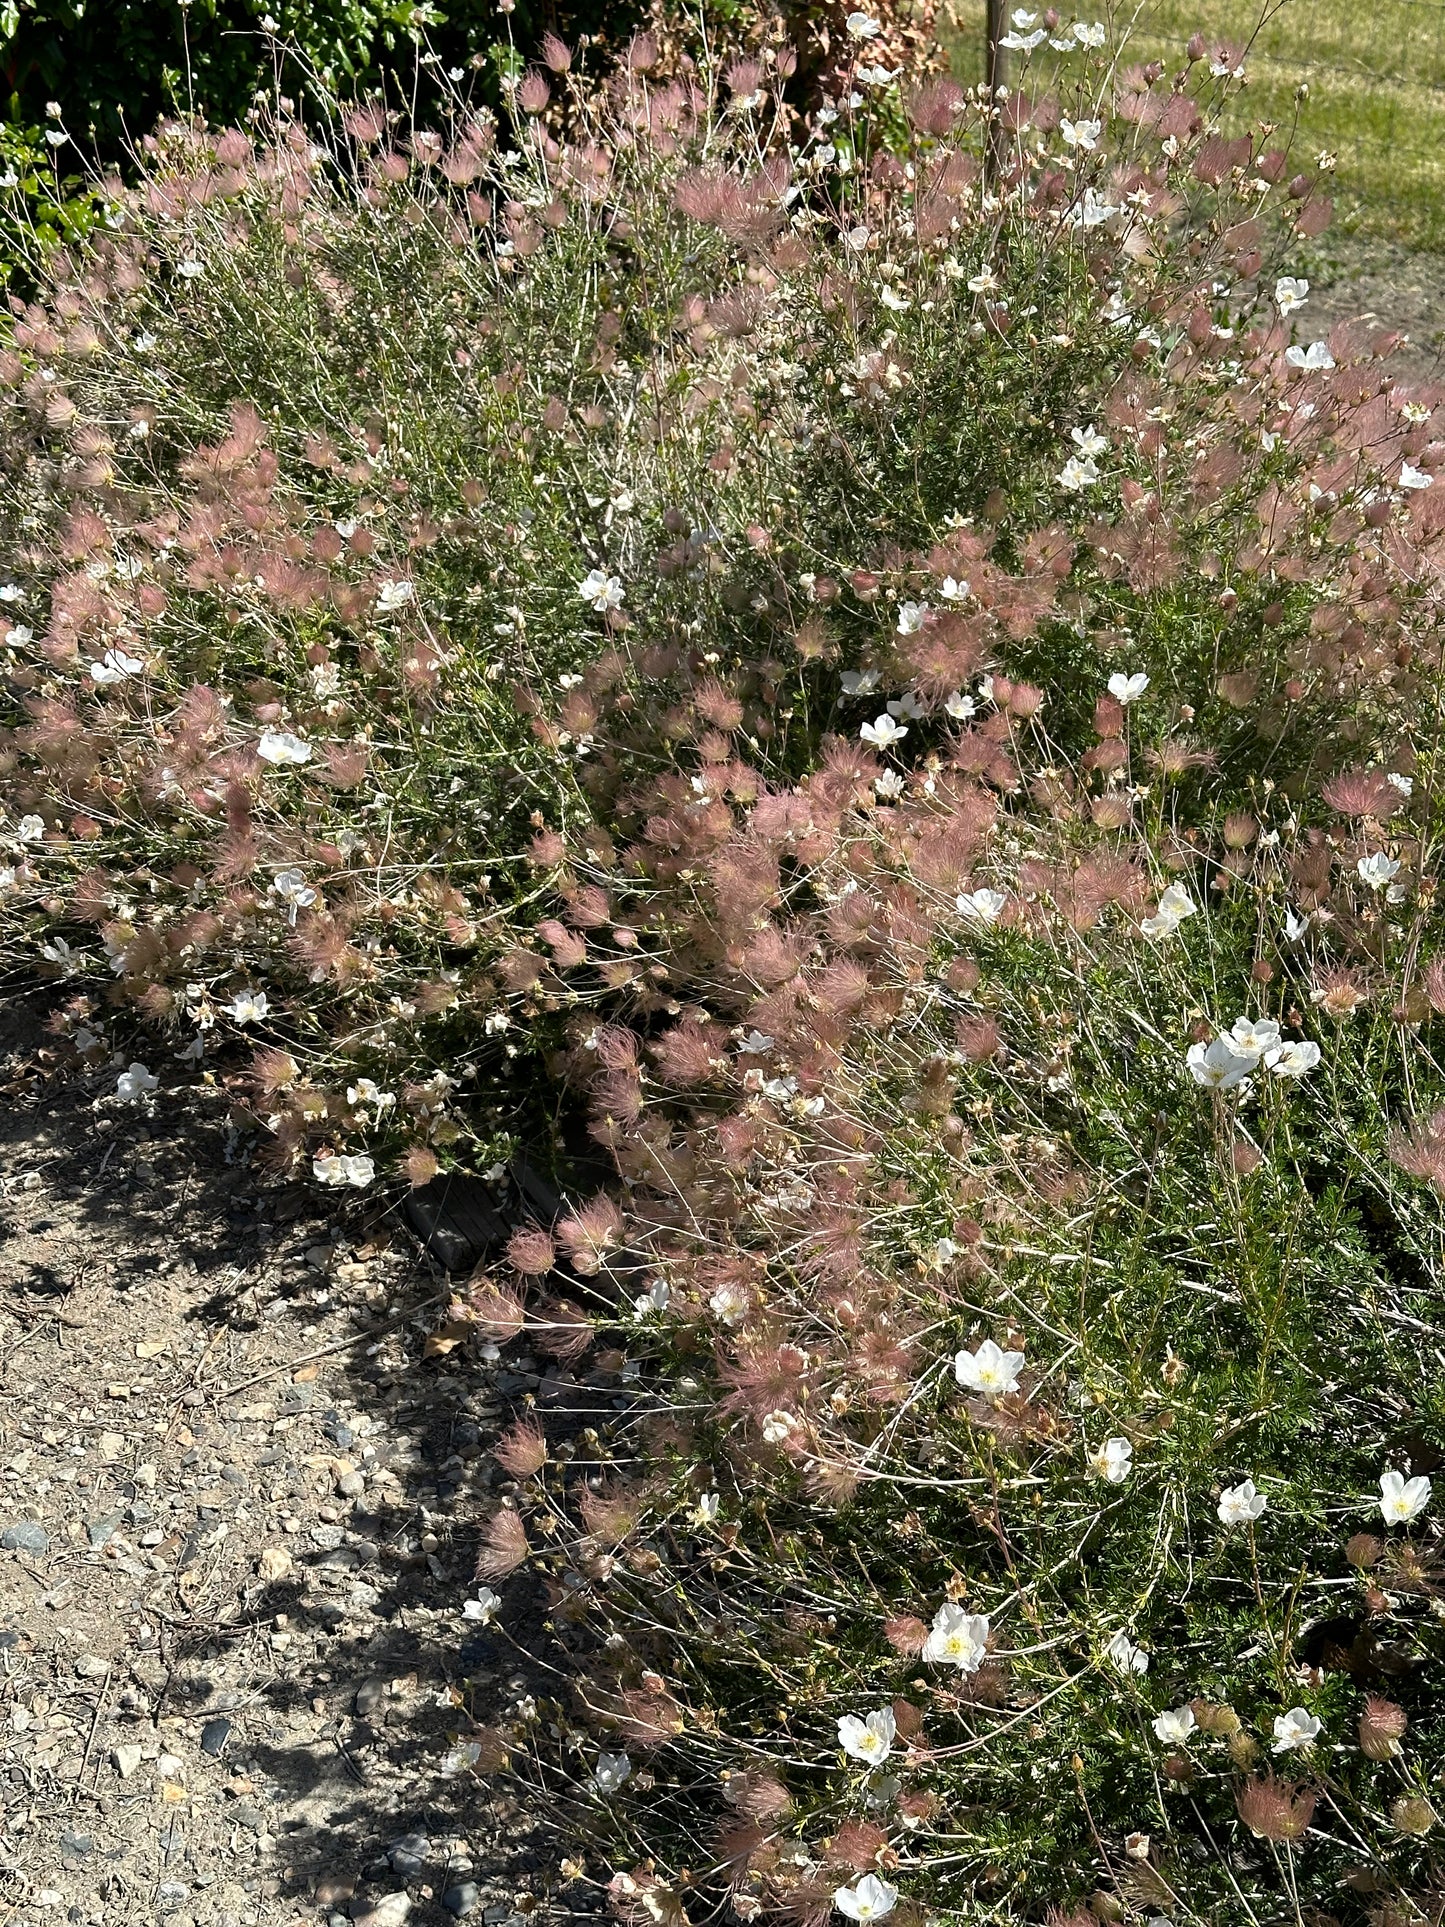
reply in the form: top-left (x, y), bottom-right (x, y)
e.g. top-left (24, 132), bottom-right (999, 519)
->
top-left (424, 1321), bottom-right (473, 1357)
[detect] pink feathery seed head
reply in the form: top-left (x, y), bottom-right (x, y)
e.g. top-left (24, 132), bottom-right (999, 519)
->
top-left (1321, 766), bottom-right (1399, 818)
top-left (578, 1479), bottom-right (642, 1547)
top-left (1009, 686), bottom-right (1048, 724)
top-left (651, 1020), bottom-right (724, 1086)
top-left (518, 70), bottom-right (551, 114)
top-left (955, 1013), bottom-right (1002, 1063)
top-left (593, 1025), bottom-right (639, 1071)
top-left (540, 31), bottom-right (572, 71)
top-left (722, 1769), bottom-right (793, 1821)
top-left (467, 1279), bottom-right (525, 1344)
top-left (906, 77), bottom-right (965, 137)
top-left (1389, 1108), bottom-right (1445, 1190)
top-left (474, 1506), bottom-right (529, 1580)
top-left (493, 1416), bottom-right (548, 1479)
top-left (619, 1678), bottom-right (684, 1746)
top-left (1313, 967), bottom-right (1369, 1020)
top-left (402, 1144), bottom-right (440, 1188)
top-left (556, 1194), bottom-right (624, 1274)
top-left (1235, 1775), bottom-right (1317, 1842)
top-left (507, 1225), bottom-right (557, 1277)
top-left (829, 1819), bottom-right (888, 1873)
top-left (725, 57), bottom-right (764, 97)
top-left (529, 1295), bottom-right (594, 1361)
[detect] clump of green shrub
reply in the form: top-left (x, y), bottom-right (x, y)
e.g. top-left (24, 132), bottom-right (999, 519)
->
top-left (5, 17), bottom-right (1445, 1926)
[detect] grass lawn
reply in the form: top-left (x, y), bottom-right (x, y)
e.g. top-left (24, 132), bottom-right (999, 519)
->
top-left (946, 0), bottom-right (1445, 251)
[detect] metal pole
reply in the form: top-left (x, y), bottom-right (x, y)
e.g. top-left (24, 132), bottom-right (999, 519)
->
top-left (984, 0), bottom-right (1010, 180)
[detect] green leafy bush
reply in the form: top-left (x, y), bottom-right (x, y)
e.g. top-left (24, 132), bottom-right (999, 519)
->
top-left (0, 0), bottom-right (638, 154)
top-left (3, 20), bottom-right (1445, 1926)
top-left (0, 113), bottom-right (96, 285)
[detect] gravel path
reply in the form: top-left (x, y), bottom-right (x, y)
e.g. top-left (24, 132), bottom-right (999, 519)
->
top-left (0, 1004), bottom-right (564, 1927)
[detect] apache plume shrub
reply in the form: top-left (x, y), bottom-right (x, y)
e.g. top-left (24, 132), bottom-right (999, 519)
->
top-left (6, 18), bottom-right (1445, 1925)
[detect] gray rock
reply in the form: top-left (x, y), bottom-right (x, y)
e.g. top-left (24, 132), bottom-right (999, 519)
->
top-left (200, 1717), bottom-right (232, 1756)
top-left (387, 1831), bottom-right (430, 1876)
top-left (88, 1513), bottom-right (123, 1549)
top-left (442, 1884), bottom-right (481, 1918)
top-left (0, 1523), bottom-right (48, 1555)
top-left (354, 1676), bottom-right (387, 1718)
top-left (352, 1897), bottom-right (412, 1927)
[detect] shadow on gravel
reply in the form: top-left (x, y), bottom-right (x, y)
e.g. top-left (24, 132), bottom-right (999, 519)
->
top-left (0, 993), bottom-right (607, 1927)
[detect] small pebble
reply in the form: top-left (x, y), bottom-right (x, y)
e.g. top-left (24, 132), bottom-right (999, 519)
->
top-left (443, 1884), bottom-right (482, 1919)
top-left (113, 1744), bottom-right (143, 1779)
top-left (200, 1717), bottom-right (232, 1756)
top-left (354, 1676), bottom-right (387, 1718)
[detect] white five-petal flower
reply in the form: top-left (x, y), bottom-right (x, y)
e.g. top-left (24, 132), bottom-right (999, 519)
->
top-left (1264, 1039), bottom-right (1320, 1078)
top-left (834, 1876), bottom-right (898, 1923)
top-left (1058, 453), bottom-right (1101, 491)
top-left (1107, 670), bottom-right (1148, 704)
top-left (1186, 1039), bottom-right (1253, 1091)
top-left (861, 713), bottom-right (908, 750)
top-left (837, 1706), bottom-right (896, 1765)
top-left (578, 569), bottom-right (624, 612)
top-left (312, 1152), bottom-right (376, 1189)
top-left (956, 887), bottom-right (1007, 923)
top-left (1061, 117), bottom-right (1102, 150)
top-left (593, 1751), bottom-right (633, 1793)
top-left (257, 728), bottom-right (313, 767)
top-left (1152, 1706), bottom-right (1196, 1745)
top-left (1089, 1436), bottom-right (1133, 1483)
top-left (1357, 852), bottom-right (1400, 891)
top-left (1218, 1478), bottom-right (1267, 1525)
top-left (1105, 1630), bottom-right (1149, 1674)
top-left (89, 647), bottom-right (145, 685)
top-left (1141, 882), bottom-right (1196, 940)
top-left (1379, 1468), bottom-right (1431, 1525)
top-left (116, 1062), bottom-right (158, 1102)
top-left (1272, 1708), bottom-right (1321, 1753)
top-left (922, 1601), bottom-right (990, 1671)
top-left (955, 1338), bottom-right (1025, 1401)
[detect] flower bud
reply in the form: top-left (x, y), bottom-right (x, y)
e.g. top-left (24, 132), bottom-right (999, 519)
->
top-left (1358, 1697), bottom-right (1407, 1761)
top-left (1391, 1795), bottom-right (1436, 1836)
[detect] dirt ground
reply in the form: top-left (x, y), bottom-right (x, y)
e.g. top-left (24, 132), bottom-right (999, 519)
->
top-left (0, 999), bottom-right (579, 1927)
top-left (1309, 233), bottom-right (1445, 378)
